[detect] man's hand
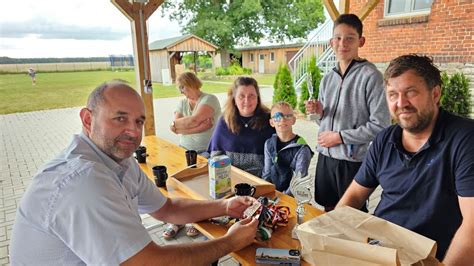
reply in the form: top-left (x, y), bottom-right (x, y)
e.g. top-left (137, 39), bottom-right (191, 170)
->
top-left (305, 99), bottom-right (323, 116)
top-left (225, 217), bottom-right (259, 251)
top-left (318, 131), bottom-right (342, 148)
top-left (224, 196), bottom-right (256, 218)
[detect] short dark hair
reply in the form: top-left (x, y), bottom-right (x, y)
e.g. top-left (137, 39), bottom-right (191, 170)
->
top-left (384, 54), bottom-right (441, 90)
top-left (334, 14), bottom-right (363, 37)
top-left (86, 80), bottom-right (133, 110)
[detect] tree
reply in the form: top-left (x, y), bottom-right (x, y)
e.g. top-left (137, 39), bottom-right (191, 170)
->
top-left (161, 0), bottom-right (325, 66)
top-left (273, 64), bottom-right (297, 108)
top-left (441, 72), bottom-right (472, 118)
top-left (298, 56), bottom-right (322, 114)
top-left (273, 64), bottom-right (282, 103)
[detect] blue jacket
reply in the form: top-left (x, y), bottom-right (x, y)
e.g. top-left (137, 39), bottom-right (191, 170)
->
top-left (262, 134), bottom-right (314, 194)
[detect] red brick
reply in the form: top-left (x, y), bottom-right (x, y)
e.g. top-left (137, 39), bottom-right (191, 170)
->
top-left (347, 0), bottom-right (473, 63)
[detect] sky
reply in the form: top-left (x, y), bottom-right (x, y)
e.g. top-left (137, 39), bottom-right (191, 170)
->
top-left (0, 0), bottom-right (182, 58)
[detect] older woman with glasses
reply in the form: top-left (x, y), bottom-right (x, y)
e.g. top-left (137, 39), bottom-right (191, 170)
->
top-left (208, 77), bottom-right (275, 177)
top-left (170, 72), bottom-right (221, 155)
top-left (165, 71), bottom-right (221, 239)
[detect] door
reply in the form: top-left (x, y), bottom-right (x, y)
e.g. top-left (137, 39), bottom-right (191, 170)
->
top-left (259, 54), bottom-right (265, 73)
top-left (286, 51), bottom-right (298, 64)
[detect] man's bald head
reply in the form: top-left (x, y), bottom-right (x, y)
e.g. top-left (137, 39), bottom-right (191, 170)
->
top-left (86, 80), bottom-right (141, 111)
top-left (81, 80), bottom-right (145, 162)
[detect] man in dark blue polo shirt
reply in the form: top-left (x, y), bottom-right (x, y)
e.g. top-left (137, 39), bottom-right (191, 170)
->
top-left (336, 54), bottom-right (474, 265)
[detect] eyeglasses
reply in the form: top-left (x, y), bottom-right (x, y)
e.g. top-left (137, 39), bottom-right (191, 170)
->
top-left (271, 112), bottom-right (294, 122)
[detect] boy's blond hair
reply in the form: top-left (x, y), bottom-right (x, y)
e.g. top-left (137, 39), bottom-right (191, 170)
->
top-left (271, 101), bottom-right (294, 114)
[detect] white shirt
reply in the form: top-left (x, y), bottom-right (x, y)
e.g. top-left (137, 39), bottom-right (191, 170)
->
top-left (10, 133), bottom-right (166, 265)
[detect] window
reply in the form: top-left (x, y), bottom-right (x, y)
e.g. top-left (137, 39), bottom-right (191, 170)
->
top-left (385, 0), bottom-right (433, 17)
top-left (270, 52), bottom-right (275, 63)
top-left (249, 53), bottom-right (254, 63)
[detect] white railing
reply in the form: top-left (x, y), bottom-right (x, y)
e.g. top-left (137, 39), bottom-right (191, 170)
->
top-left (288, 19), bottom-right (336, 91)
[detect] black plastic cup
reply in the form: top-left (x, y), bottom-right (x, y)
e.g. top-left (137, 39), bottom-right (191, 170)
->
top-left (135, 146), bottom-right (147, 163)
top-left (185, 150), bottom-right (197, 168)
top-left (234, 183), bottom-right (256, 196)
top-left (152, 165), bottom-right (167, 188)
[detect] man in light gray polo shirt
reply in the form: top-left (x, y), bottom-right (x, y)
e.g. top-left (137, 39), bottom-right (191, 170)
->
top-left (10, 81), bottom-right (259, 265)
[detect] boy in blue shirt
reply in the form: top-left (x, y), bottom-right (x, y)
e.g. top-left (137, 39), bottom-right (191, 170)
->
top-left (262, 101), bottom-right (313, 194)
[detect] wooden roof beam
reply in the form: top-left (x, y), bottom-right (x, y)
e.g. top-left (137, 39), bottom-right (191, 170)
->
top-left (323, 0), bottom-right (340, 21)
top-left (144, 0), bottom-right (164, 19)
top-left (112, 0), bottom-right (134, 20)
top-left (340, 0), bottom-right (350, 14)
top-left (358, 0), bottom-right (380, 21)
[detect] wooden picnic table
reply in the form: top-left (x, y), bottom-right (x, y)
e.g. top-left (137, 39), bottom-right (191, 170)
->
top-left (138, 135), bottom-right (208, 195)
top-left (138, 135), bottom-right (324, 265)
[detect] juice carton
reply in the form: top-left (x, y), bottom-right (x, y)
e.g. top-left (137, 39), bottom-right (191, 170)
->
top-left (208, 155), bottom-right (232, 199)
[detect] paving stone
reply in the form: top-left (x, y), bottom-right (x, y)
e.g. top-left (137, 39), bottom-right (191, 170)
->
top-left (0, 246), bottom-right (7, 259)
top-left (0, 256), bottom-right (9, 265)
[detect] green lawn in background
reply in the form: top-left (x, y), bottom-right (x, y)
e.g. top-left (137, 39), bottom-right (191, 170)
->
top-left (0, 71), bottom-right (136, 114)
top-left (0, 70), bottom-right (275, 114)
top-left (0, 70), bottom-right (232, 114)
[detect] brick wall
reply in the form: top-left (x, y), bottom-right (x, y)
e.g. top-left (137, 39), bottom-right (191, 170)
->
top-left (348, 0), bottom-right (474, 116)
top-left (349, 0), bottom-right (473, 63)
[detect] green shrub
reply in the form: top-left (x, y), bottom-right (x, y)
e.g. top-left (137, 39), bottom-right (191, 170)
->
top-left (440, 72), bottom-right (472, 118)
top-left (215, 67), bottom-right (229, 76)
top-left (215, 64), bottom-right (252, 76)
top-left (273, 65), bottom-right (282, 103)
top-left (273, 64), bottom-right (297, 108)
top-left (182, 53), bottom-right (213, 69)
top-left (298, 56), bottom-right (322, 114)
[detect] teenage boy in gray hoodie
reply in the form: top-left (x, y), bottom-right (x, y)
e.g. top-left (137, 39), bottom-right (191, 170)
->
top-left (305, 14), bottom-right (390, 212)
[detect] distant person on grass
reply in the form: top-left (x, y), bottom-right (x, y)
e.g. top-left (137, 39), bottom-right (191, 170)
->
top-left (262, 101), bottom-right (313, 194)
top-left (27, 68), bottom-right (36, 85)
top-left (10, 80), bottom-right (258, 265)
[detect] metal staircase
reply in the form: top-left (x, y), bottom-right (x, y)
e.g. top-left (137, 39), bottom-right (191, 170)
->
top-left (288, 19), bottom-right (337, 92)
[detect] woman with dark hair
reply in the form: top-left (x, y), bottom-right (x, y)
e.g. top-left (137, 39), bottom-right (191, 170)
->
top-left (208, 77), bottom-right (275, 177)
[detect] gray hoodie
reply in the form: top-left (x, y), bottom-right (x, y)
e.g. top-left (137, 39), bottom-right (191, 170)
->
top-left (316, 59), bottom-right (390, 162)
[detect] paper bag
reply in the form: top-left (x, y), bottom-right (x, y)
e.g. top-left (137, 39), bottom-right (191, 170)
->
top-left (296, 206), bottom-right (438, 265)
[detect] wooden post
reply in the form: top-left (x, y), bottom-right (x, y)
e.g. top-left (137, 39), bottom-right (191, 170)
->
top-left (112, 0), bottom-right (164, 136)
top-left (193, 52), bottom-right (197, 74)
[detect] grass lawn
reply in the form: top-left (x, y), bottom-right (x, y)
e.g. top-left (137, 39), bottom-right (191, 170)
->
top-left (0, 70), bottom-right (236, 114)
